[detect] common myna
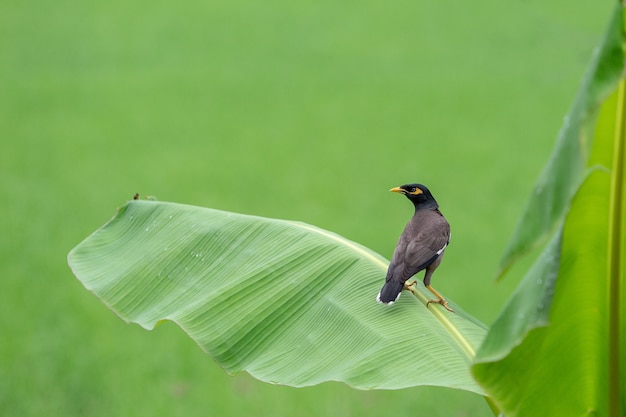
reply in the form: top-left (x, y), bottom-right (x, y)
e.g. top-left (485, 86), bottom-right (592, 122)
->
top-left (376, 183), bottom-right (452, 311)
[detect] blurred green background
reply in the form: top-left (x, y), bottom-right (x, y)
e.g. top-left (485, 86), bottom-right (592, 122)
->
top-left (1, 0), bottom-right (614, 415)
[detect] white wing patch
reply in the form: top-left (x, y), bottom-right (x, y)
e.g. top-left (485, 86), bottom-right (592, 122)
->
top-left (436, 232), bottom-right (450, 255)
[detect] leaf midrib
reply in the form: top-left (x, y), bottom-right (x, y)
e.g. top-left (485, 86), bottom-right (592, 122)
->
top-left (607, 76), bottom-right (625, 417)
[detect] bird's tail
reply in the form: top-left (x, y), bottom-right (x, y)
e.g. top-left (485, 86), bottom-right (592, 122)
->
top-left (376, 279), bottom-right (404, 304)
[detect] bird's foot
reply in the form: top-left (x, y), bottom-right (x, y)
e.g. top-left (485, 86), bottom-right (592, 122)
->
top-left (426, 298), bottom-right (454, 313)
top-left (403, 280), bottom-right (417, 290)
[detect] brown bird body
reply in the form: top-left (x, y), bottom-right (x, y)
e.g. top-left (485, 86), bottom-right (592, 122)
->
top-left (377, 184), bottom-right (452, 311)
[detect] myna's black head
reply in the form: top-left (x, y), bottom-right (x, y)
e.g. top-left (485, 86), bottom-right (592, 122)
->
top-left (390, 183), bottom-right (439, 210)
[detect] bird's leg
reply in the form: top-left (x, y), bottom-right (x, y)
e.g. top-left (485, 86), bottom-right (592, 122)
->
top-left (423, 268), bottom-right (453, 312)
top-left (403, 280), bottom-right (417, 290)
top-left (425, 285), bottom-right (454, 312)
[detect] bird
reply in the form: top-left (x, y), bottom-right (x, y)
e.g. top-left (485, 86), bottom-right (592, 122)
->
top-left (376, 183), bottom-right (453, 312)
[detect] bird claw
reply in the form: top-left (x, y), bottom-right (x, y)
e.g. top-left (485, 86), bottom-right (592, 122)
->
top-left (403, 280), bottom-right (417, 290)
top-left (426, 299), bottom-right (454, 313)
